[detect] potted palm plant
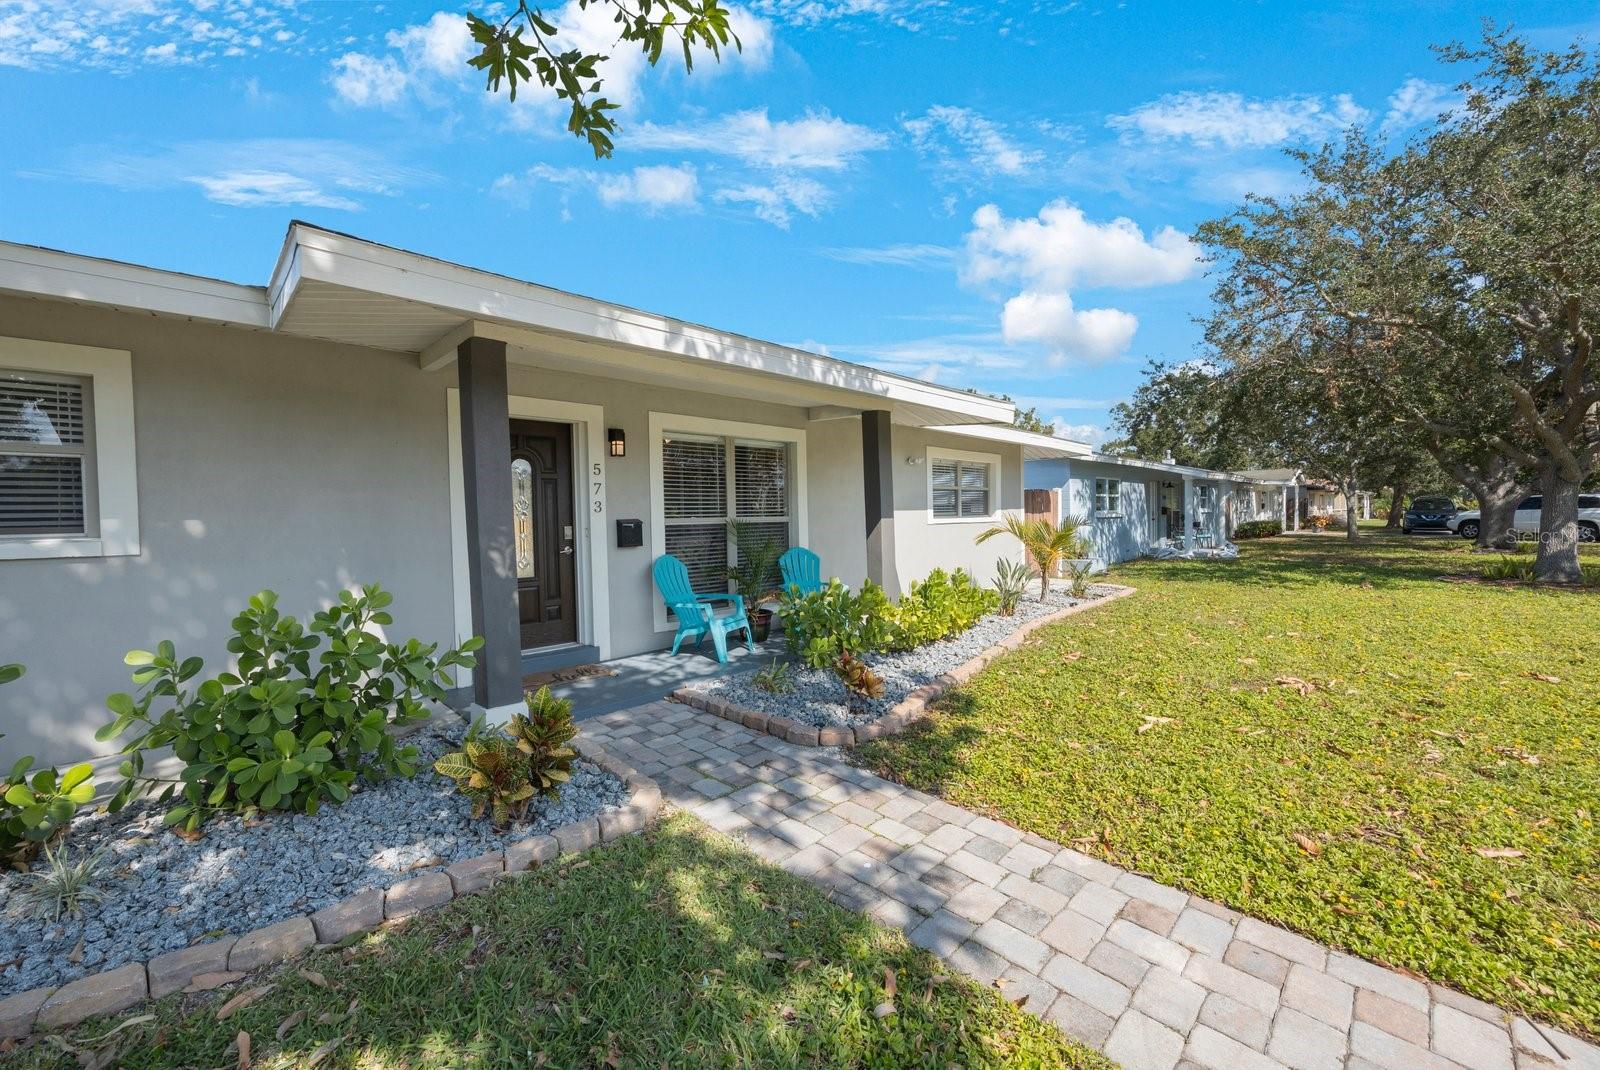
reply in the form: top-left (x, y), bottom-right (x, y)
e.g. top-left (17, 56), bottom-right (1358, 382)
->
top-left (726, 521), bottom-right (784, 642)
top-left (975, 515), bottom-right (1089, 599)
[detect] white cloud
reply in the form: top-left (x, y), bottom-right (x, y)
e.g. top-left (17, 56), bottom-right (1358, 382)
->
top-left (1049, 420), bottom-right (1108, 446)
top-left (385, 10), bottom-right (472, 78)
top-left (1108, 91), bottom-right (1368, 149)
top-left (714, 175), bottom-right (829, 227)
top-left (0, 0), bottom-right (306, 71)
top-left (185, 169), bottom-right (361, 210)
top-left (491, 162), bottom-right (699, 214)
top-left (631, 109), bottom-right (886, 170)
top-left (1000, 290), bottom-right (1138, 362)
top-left (596, 164), bottom-right (699, 210)
top-left (903, 105), bottom-right (1042, 183)
top-left (334, 3), bottom-right (770, 123)
top-left (961, 200), bottom-right (1200, 364)
top-left (963, 200), bottom-right (1200, 293)
top-left (1016, 394), bottom-right (1121, 410)
top-left (1381, 77), bottom-right (1459, 132)
top-left (330, 51), bottom-right (408, 107)
top-left (745, 0), bottom-right (939, 31)
top-left (821, 243), bottom-right (954, 268)
top-left (1192, 165), bottom-right (1306, 202)
top-left (46, 138), bottom-right (429, 212)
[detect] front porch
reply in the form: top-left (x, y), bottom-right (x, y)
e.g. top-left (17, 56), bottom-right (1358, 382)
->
top-left (522, 636), bottom-right (788, 721)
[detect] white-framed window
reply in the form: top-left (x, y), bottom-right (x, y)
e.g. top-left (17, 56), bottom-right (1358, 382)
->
top-left (649, 413), bottom-right (808, 630)
top-left (0, 338), bottom-right (138, 561)
top-left (1196, 484), bottom-right (1216, 526)
top-left (928, 447), bottom-right (998, 522)
top-left (659, 434), bottom-right (792, 593)
top-left (1094, 477), bottom-right (1122, 517)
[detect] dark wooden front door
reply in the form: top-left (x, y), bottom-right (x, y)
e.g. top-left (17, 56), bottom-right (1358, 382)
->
top-left (510, 419), bottom-right (578, 650)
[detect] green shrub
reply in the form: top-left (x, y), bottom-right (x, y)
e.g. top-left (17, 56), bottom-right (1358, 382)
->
top-left (777, 579), bottom-right (896, 669)
top-left (506, 686), bottom-right (578, 797)
top-left (992, 558), bottom-right (1030, 616)
top-left (779, 570), bottom-right (999, 667)
top-left (98, 584), bottom-right (482, 832)
top-left (1234, 519), bottom-right (1282, 539)
top-left (885, 568), bottom-right (998, 650)
top-left (1482, 555), bottom-right (1536, 582)
top-left (1, 664), bottom-right (96, 867)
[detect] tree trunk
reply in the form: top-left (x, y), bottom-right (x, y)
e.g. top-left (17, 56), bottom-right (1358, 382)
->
top-left (1385, 483), bottom-right (1406, 528)
top-left (1341, 476), bottom-right (1361, 542)
top-left (1477, 490), bottom-right (1521, 551)
top-left (1534, 465), bottom-right (1584, 583)
top-left (1444, 451), bottom-right (1524, 550)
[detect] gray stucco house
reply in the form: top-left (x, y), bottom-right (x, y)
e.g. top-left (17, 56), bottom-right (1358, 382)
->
top-left (0, 223), bottom-right (1032, 767)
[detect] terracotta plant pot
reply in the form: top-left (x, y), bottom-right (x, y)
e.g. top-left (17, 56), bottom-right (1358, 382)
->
top-left (749, 608), bottom-right (773, 643)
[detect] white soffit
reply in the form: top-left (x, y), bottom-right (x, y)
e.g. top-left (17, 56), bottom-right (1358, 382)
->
top-left (941, 423), bottom-right (1095, 460)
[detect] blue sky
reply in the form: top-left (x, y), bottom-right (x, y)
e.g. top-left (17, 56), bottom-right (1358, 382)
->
top-left (2, 0), bottom-right (1594, 444)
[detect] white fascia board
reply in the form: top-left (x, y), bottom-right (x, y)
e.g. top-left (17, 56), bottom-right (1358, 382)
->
top-left (0, 241), bottom-right (269, 328)
top-left (275, 224), bottom-right (1013, 425)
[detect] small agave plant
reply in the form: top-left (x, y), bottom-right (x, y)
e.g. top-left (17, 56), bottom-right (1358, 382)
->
top-left (433, 734), bottom-right (535, 826)
top-left (505, 686), bottom-right (578, 798)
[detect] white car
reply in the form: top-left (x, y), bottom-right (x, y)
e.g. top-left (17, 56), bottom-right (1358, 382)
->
top-left (1448, 494), bottom-right (1600, 542)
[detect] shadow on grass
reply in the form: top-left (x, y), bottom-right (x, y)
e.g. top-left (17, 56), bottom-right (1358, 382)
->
top-left (3, 815), bottom-right (1105, 1070)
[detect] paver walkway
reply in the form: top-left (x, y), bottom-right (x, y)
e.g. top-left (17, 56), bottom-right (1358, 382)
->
top-left (581, 701), bottom-right (1598, 1070)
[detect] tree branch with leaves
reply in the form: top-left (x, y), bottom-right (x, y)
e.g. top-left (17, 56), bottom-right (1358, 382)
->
top-left (467, 0), bottom-right (740, 157)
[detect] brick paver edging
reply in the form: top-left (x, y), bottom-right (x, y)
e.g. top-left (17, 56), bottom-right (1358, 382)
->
top-left (672, 584), bottom-right (1138, 748)
top-left (0, 746), bottom-right (662, 1041)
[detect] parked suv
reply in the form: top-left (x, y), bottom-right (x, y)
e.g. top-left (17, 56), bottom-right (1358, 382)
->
top-left (1401, 495), bottom-right (1459, 533)
top-left (1448, 495), bottom-right (1600, 542)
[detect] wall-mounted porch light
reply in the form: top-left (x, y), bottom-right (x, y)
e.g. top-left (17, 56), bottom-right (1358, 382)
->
top-left (608, 428), bottom-right (626, 457)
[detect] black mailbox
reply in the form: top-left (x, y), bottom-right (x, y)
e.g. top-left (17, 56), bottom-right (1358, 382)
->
top-left (616, 519), bottom-right (644, 548)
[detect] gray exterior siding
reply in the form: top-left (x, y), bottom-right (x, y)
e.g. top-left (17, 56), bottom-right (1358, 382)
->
top-left (0, 297), bottom-right (458, 767)
top-left (892, 426), bottom-right (1025, 591)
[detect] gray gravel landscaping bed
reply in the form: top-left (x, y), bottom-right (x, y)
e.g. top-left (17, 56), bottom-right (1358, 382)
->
top-left (703, 586), bottom-right (1115, 729)
top-left (0, 725), bottom-right (628, 998)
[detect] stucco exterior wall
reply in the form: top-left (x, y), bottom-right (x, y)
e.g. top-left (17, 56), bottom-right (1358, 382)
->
top-left (496, 363), bottom-right (868, 660)
top-left (890, 426), bottom-right (1024, 590)
top-left (0, 297), bottom-right (458, 767)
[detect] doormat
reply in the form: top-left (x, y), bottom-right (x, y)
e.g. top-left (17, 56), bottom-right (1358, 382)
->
top-left (522, 663), bottom-right (619, 689)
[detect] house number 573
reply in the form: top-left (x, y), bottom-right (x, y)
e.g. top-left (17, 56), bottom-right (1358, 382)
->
top-left (592, 463), bottom-right (604, 512)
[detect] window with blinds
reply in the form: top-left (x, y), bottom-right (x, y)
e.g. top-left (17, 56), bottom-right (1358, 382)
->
top-left (661, 433), bottom-right (791, 595)
top-left (0, 370), bottom-right (92, 537)
top-left (930, 457), bottom-right (991, 519)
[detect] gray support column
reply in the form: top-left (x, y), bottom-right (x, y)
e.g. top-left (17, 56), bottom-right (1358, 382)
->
top-left (861, 410), bottom-right (899, 595)
top-left (1182, 476), bottom-right (1195, 549)
top-left (457, 337), bottom-right (523, 712)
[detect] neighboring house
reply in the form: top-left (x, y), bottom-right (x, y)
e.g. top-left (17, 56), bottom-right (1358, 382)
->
top-left (1234, 468), bottom-right (1376, 527)
top-left (0, 224), bottom-right (1028, 766)
top-left (945, 427), bottom-right (1295, 568)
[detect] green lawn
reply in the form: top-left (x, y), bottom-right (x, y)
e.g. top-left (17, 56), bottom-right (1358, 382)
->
top-left (3, 815), bottom-right (1106, 1070)
top-left (857, 532), bottom-right (1600, 1038)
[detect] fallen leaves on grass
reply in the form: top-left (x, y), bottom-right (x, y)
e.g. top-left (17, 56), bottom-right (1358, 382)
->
top-left (234, 1030), bottom-right (251, 1070)
top-left (874, 967), bottom-right (898, 1019)
top-left (1293, 833), bottom-right (1323, 857)
top-left (1137, 715), bottom-right (1174, 734)
top-left (1526, 672), bottom-right (1562, 684)
top-left (216, 985), bottom-right (274, 1021)
top-left (274, 1011), bottom-right (305, 1042)
top-left (1275, 676), bottom-right (1315, 695)
top-left (1473, 847), bottom-right (1526, 860)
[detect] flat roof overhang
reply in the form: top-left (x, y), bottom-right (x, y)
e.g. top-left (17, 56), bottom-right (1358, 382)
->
top-left (267, 224), bottom-right (1015, 428)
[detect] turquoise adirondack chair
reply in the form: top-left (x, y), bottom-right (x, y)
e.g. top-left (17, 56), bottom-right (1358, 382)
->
top-left (653, 554), bottom-right (755, 664)
top-left (778, 546), bottom-right (824, 596)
